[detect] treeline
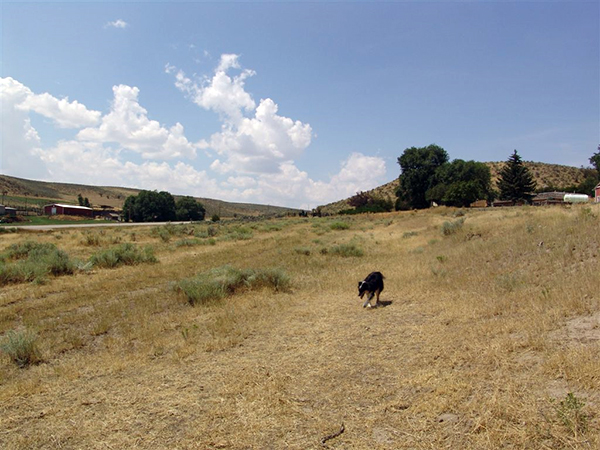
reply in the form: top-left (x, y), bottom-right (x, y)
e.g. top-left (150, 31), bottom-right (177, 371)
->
top-left (395, 144), bottom-right (496, 210)
top-left (393, 145), bottom-right (600, 210)
top-left (123, 190), bottom-right (205, 222)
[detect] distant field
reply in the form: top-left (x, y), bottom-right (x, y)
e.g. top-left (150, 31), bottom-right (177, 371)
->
top-left (1, 205), bottom-right (598, 449)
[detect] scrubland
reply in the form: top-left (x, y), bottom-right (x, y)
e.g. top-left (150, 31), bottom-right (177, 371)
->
top-left (1, 205), bottom-right (599, 449)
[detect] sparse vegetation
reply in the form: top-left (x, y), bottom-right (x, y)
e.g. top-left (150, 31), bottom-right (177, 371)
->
top-left (329, 221), bottom-right (350, 230)
top-left (329, 242), bottom-right (364, 257)
top-left (0, 328), bottom-right (42, 367)
top-left (440, 217), bottom-right (465, 236)
top-left (0, 241), bottom-right (75, 285)
top-left (175, 265), bottom-right (290, 306)
top-left (0, 206), bottom-right (598, 449)
top-left (89, 243), bottom-right (157, 268)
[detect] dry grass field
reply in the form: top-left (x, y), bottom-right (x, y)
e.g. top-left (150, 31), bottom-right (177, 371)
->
top-left (1, 205), bottom-right (599, 449)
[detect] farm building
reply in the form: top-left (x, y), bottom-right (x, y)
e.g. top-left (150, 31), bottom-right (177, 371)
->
top-left (43, 203), bottom-right (93, 217)
top-left (595, 183), bottom-right (600, 203)
top-left (532, 192), bottom-right (566, 206)
top-left (470, 200), bottom-right (488, 208)
top-left (0, 205), bottom-right (17, 217)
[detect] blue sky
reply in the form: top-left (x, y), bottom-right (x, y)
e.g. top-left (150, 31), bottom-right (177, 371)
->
top-left (1, 1), bottom-right (598, 209)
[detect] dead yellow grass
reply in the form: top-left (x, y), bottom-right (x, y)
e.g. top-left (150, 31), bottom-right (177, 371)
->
top-left (1, 206), bottom-right (599, 449)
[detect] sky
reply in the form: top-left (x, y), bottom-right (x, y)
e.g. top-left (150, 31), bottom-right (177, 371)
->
top-left (1, 0), bottom-right (598, 209)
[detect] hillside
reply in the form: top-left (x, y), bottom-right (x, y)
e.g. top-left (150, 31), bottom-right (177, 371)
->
top-left (1, 208), bottom-right (598, 448)
top-left (0, 174), bottom-right (301, 218)
top-left (319, 161), bottom-right (590, 214)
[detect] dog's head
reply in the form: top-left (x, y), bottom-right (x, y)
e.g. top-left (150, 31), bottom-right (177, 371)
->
top-left (358, 280), bottom-right (370, 299)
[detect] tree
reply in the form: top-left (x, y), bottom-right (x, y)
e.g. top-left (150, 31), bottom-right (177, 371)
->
top-left (426, 160), bottom-right (494, 207)
top-left (590, 145), bottom-right (600, 173)
top-left (77, 193), bottom-right (84, 206)
top-left (396, 144), bottom-right (449, 209)
top-left (121, 190), bottom-right (177, 222)
top-left (348, 191), bottom-right (372, 208)
top-left (175, 196), bottom-right (206, 221)
top-left (497, 150), bottom-right (536, 203)
top-left (345, 191), bottom-right (393, 214)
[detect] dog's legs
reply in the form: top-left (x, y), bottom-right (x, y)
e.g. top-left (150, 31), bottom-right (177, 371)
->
top-left (375, 289), bottom-right (381, 307)
top-left (363, 292), bottom-right (375, 308)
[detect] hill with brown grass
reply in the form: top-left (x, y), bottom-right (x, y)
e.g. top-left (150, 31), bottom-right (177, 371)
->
top-left (0, 174), bottom-right (301, 218)
top-left (320, 161), bottom-right (590, 214)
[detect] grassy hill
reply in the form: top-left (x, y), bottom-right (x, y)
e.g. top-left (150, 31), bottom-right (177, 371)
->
top-left (319, 161), bottom-right (591, 214)
top-left (0, 174), bottom-right (302, 218)
top-left (1, 206), bottom-right (598, 448)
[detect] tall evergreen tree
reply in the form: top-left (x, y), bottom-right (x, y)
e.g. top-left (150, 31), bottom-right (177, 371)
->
top-left (589, 145), bottom-right (600, 173)
top-left (497, 150), bottom-right (536, 203)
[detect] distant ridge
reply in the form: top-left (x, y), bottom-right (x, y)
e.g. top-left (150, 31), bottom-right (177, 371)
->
top-left (0, 174), bottom-right (302, 218)
top-left (319, 161), bottom-right (590, 214)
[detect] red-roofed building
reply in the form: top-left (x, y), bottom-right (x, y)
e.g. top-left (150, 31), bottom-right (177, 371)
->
top-left (43, 203), bottom-right (93, 217)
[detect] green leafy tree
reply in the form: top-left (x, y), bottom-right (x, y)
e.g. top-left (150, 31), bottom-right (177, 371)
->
top-left (121, 190), bottom-right (176, 222)
top-left (426, 160), bottom-right (494, 207)
top-left (84, 197), bottom-right (91, 208)
top-left (497, 150), bottom-right (536, 203)
top-left (175, 196), bottom-right (206, 221)
top-left (77, 193), bottom-right (84, 206)
top-left (396, 144), bottom-right (449, 209)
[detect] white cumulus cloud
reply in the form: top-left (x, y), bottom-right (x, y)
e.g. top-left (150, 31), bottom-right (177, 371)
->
top-left (3, 76), bottom-right (101, 129)
top-left (105, 19), bottom-right (128, 29)
top-left (2, 72), bottom-right (387, 210)
top-left (168, 55), bottom-right (312, 175)
top-left (77, 84), bottom-right (198, 160)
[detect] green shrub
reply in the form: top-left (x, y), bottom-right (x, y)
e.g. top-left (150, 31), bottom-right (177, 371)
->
top-left (402, 231), bottom-right (418, 239)
top-left (329, 243), bottom-right (364, 257)
top-left (441, 217), bottom-right (465, 236)
top-left (90, 243), bottom-right (157, 269)
top-left (329, 221), bottom-right (350, 230)
top-left (175, 265), bottom-right (290, 306)
top-left (0, 242), bottom-right (75, 285)
top-left (0, 328), bottom-right (42, 368)
top-left (220, 226), bottom-right (253, 241)
top-left (4, 241), bottom-right (56, 260)
top-left (175, 238), bottom-right (201, 248)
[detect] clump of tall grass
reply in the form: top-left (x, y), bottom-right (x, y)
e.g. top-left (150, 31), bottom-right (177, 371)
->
top-left (81, 231), bottom-right (102, 246)
top-left (220, 225), bottom-right (253, 241)
top-left (175, 238), bottom-right (217, 247)
top-left (329, 221), bottom-right (350, 231)
top-left (329, 243), bottom-right (364, 257)
top-left (0, 241), bottom-right (75, 285)
top-left (175, 265), bottom-right (291, 306)
top-left (441, 217), bottom-right (465, 236)
top-left (89, 243), bottom-right (157, 269)
top-left (294, 247), bottom-right (311, 256)
top-left (0, 328), bottom-right (42, 368)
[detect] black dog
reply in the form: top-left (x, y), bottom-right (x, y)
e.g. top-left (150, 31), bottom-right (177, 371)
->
top-left (358, 272), bottom-right (384, 308)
